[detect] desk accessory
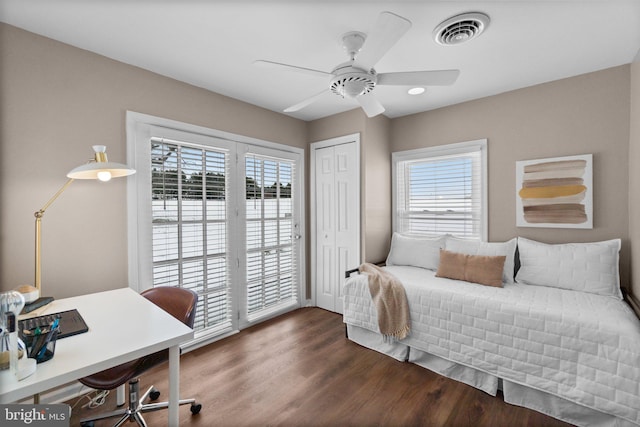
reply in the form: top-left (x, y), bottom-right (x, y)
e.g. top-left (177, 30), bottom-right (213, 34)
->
top-left (29, 324), bottom-right (59, 364)
top-left (33, 145), bottom-right (135, 296)
top-left (7, 313), bottom-right (18, 374)
top-left (14, 284), bottom-right (39, 304)
top-left (21, 296), bottom-right (55, 314)
top-left (0, 291), bottom-right (25, 320)
top-left (0, 331), bottom-right (25, 369)
top-left (0, 291), bottom-right (27, 370)
top-left (15, 358), bottom-right (37, 380)
top-left (19, 309), bottom-right (89, 340)
top-left (1, 311), bottom-right (36, 379)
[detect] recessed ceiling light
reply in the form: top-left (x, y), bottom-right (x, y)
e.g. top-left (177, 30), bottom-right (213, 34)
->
top-left (408, 87), bottom-right (425, 95)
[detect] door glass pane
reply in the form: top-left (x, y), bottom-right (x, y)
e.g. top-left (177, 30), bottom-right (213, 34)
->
top-left (151, 141), bottom-right (232, 334)
top-left (245, 155), bottom-right (298, 316)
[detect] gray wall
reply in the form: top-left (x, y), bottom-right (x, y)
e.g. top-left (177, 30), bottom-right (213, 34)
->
top-left (391, 65), bottom-right (631, 288)
top-left (0, 24), bottom-right (307, 298)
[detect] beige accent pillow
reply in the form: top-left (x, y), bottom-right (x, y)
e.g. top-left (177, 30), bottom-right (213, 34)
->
top-left (436, 249), bottom-right (506, 288)
top-left (445, 237), bottom-right (517, 284)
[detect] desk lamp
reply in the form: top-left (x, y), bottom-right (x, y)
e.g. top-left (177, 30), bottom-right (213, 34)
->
top-left (33, 145), bottom-right (135, 296)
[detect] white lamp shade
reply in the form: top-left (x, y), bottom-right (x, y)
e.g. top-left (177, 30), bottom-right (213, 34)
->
top-left (67, 145), bottom-right (135, 179)
top-left (67, 162), bottom-right (136, 180)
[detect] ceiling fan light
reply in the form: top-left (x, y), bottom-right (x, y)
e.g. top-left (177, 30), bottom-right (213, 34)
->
top-left (345, 81), bottom-right (367, 98)
top-left (408, 87), bottom-right (425, 95)
top-left (330, 72), bottom-right (377, 99)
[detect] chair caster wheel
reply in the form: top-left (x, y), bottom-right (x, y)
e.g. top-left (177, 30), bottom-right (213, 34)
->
top-left (191, 403), bottom-right (202, 415)
top-left (149, 388), bottom-right (161, 401)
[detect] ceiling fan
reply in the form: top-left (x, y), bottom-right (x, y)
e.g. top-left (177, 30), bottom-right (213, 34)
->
top-left (254, 11), bottom-right (460, 118)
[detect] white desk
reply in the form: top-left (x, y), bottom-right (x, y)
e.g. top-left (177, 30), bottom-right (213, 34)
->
top-left (0, 288), bottom-right (194, 425)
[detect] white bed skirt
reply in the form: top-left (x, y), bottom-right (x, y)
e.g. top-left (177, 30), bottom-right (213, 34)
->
top-left (347, 324), bottom-right (636, 427)
top-left (346, 324), bottom-right (409, 361)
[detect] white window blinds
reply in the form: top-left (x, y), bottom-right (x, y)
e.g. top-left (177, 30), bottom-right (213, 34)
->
top-left (150, 139), bottom-right (232, 334)
top-left (245, 154), bottom-right (297, 318)
top-left (393, 140), bottom-right (487, 240)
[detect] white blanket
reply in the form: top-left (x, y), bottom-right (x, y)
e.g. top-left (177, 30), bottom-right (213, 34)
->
top-left (343, 265), bottom-right (640, 426)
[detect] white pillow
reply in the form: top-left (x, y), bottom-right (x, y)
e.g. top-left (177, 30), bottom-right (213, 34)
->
top-left (386, 233), bottom-right (445, 271)
top-left (444, 236), bottom-right (517, 284)
top-left (515, 237), bottom-right (622, 299)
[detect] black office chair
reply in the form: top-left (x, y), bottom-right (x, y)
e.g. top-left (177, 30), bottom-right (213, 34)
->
top-left (78, 287), bottom-right (202, 427)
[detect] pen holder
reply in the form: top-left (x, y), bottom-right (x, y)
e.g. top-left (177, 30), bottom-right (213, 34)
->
top-left (23, 326), bottom-right (59, 364)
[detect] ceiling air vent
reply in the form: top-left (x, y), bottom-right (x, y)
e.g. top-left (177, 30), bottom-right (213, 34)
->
top-left (434, 12), bottom-right (490, 46)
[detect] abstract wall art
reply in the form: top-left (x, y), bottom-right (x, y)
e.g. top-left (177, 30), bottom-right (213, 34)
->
top-left (516, 154), bottom-right (593, 229)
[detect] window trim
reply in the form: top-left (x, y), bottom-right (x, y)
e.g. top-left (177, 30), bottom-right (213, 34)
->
top-left (391, 139), bottom-right (488, 241)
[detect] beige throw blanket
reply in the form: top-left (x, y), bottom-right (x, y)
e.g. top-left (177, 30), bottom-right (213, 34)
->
top-left (359, 263), bottom-right (410, 340)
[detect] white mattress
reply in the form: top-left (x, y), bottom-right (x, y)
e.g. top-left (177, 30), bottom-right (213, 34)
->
top-left (343, 265), bottom-right (640, 426)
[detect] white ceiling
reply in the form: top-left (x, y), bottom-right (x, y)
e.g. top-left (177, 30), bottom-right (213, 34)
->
top-left (2, 0), bottom-right (639, 121)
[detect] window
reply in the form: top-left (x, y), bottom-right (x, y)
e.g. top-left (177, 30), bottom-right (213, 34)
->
top-left (392, 140), bottom-right (487, 240)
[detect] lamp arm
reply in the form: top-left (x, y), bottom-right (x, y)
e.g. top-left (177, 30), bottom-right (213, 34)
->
top-left (35, 177), bottom-right (76, 218)
top-left (34, 177), bottom-right (76, 292)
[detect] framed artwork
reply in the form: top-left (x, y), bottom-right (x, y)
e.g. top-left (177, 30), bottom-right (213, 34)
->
top-left (515, 154), bottom-right (593, 229)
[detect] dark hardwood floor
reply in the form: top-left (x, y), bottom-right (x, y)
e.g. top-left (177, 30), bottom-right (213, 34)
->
top-left (68, 308), bottom-right (574, 426)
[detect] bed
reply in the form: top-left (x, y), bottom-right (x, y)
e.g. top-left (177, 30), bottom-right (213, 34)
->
top-left (343, 234), bottom-right (640, 427)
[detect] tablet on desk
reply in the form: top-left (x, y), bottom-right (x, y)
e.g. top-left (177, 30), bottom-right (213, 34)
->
top-left (19, 309), bottom-right (89, 339)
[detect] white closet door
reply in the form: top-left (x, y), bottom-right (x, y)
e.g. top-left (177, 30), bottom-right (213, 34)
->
top-left (314, 140), bottom-right (359, 313)
top-left (315, 146), bottom-right (337, 312)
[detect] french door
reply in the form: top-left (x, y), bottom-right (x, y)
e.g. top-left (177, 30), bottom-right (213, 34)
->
top-left (128, 115), bottom-right (304, 347)
top-left (239, 145), bottom-right (302, 327)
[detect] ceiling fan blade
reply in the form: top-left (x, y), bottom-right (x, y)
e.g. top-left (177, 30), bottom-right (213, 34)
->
top-left (253, 60), bottom-right (331, 78)
top-left (284, 89), bottom-right (329, 113)
top-left (353, 11), bottom-right (411, 71)
top-left (357, 93), bottom-right (385, 118)
top-left (377, 69), bottom-right (461, 86)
